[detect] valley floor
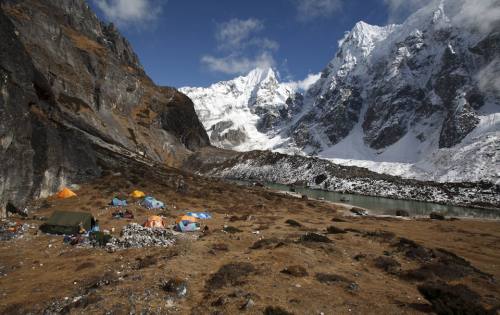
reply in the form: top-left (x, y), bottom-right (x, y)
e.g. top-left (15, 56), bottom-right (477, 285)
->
top-left (1, 168), bottom-right (500, 314)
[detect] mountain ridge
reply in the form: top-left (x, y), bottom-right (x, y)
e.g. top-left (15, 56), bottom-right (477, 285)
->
top-left (181, 0), bottom-right (500, 184)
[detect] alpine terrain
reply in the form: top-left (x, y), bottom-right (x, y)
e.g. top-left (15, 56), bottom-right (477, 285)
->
top-left (181, 0), bottom-right (500, 184)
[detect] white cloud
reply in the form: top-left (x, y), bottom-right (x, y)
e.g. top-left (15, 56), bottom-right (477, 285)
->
top-left (201, 52), bottom-right (275, 75)
top-left (295, 0), bottom-right (343, 21)
top-left (215, 18), bottom-right (279, 52)
top-left (477, 58), bottom-right (500, 98)
top-left (93, 0), bottom-right (163, 26)
top-left (451, 0), bottom-right (500, 34)
top-left (384, 0), bottom-right (433, 23)
top-left (284, 72), bottom-right (321, 91)
top-left (202, 18), bottom-right (279, 75)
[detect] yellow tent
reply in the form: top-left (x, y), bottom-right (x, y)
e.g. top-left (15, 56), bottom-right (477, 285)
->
top-left (175, 215), bottom-right (198, 224)
top-left (144, 215), bottom-right (165, 228)
top-left (56, 187), bottom-right (77, 199)
top-left (130, 190), bottom-right (145, 198)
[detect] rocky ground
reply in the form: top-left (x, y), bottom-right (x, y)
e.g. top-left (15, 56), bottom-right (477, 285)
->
top-left (1, 165), bottom-right (499, 314)
top-left (186, 147), bottom-right (500, 210)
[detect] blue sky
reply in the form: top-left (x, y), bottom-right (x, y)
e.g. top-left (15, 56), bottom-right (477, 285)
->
top-left (89, 0), bottom-right (423, 88)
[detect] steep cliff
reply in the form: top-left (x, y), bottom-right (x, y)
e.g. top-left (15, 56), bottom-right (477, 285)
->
top-left (0, 0), bottom-right (209, 217)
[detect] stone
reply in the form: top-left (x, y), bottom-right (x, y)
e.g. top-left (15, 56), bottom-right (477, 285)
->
top-left (0, 0), bottom-right (209, 217)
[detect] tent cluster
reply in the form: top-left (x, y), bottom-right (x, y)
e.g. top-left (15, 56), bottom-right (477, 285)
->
top-left (40, 187), bottom-right (213, 249)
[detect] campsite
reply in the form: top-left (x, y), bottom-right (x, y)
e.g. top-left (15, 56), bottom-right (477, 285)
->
top-left (1, 166), bottom-right (500, 314)
top-left (1, 0), bottom-right (500, 313)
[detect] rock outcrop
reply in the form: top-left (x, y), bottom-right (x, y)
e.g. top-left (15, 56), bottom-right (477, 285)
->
top-left (0, 0), bottom-right (209, 217)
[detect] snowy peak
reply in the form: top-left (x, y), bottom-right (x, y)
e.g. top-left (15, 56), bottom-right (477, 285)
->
top-left (179, 67), bottom-right (297, 151)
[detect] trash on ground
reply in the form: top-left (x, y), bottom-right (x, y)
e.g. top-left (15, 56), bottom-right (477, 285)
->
top-left (107, 223), bottom-right (176, 248)
top-left (112, 209), bottom-right (134, 219)
top-left (0, 220), bottom-right (30, 241)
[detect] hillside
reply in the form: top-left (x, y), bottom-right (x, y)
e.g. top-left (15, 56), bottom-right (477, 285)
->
top-left (0, 0), bottom-right (209, 217)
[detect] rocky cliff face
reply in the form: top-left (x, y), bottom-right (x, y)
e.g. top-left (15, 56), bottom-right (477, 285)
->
top-left (180, 68), bottom-right (298, 151)
top-left (0, 0), bottom-right (209, 217)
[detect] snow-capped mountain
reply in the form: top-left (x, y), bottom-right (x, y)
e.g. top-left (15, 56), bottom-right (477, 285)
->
top-left (182, 0), bottom-right (500, 184)
top-left (179, 68), bottom-right (301, 151)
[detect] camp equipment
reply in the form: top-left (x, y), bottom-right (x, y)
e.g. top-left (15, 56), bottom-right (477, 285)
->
top-left (56, 188), bottom-right (77, 199)
top-left (175, 215), bottom-right (198, 224)
top-left (176, 221), bottom-right (200, 232)
top-left (130, 190), bottom-right (146, 198)
top-left (144, 215), bottom-right (165, 228)
top-left (186, 212), bottom-right (212, 219)
top-left (142, 196), bottom-right (165, 209)
top-left (40, 211), bottom-right (95, 235)
top-left (110, 197), bottom-right (127, 207)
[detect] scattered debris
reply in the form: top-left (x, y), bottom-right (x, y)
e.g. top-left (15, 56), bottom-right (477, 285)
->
top-left (0, 220), bottom-right (29, 241)
top-left (107, 223), bottom-right (176, 248)
top-left (281, 265), bottom-right (308, 277)
top-left (206, 262), bottom-right (255, 290)
top-left (112, 209), bottom-right (134, 219)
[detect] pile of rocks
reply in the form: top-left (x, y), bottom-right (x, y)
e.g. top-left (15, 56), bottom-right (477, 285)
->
top-left (107, 223), bottom-right (176, 249)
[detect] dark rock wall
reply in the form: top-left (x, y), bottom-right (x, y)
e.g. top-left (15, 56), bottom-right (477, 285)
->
top-left (0, 0), bottom-right (209, 216)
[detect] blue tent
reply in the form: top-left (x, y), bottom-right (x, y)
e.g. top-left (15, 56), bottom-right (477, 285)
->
top-left (111, 198), bottom-right (127, 207)
top-left (142, 196), bottom-right (165, 209)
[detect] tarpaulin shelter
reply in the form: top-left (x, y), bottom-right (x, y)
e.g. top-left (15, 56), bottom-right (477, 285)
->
top-left (110, 197), bottom-right (127, 206)
top-left (56, 188), bottom-right (77, 199)
top-left (144, 215), bottom-right (165, 228)
top-left (142, 196), bottom-right (165, 209)
top-left (40, 211), bottom-right (95, 235)
top-left (130, 190), bottom-right (146, 198)
top-left (186, 212), bottom-right (212, 219)
top-left (175, 215), bottom-right (198, 224)
top-left (175, 215), bottom-right (200, 232)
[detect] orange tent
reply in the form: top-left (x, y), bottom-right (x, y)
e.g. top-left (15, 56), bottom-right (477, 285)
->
top-left (56, 187), bottom-right (77, 199)
top-left (175, 215), bottom-right (198, 224)
top-left (144, 215), bottom-right (165, 228)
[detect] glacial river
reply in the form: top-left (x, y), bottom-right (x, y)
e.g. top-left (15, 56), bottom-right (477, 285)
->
top-left (230, 180), bottom-right (500, 220)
